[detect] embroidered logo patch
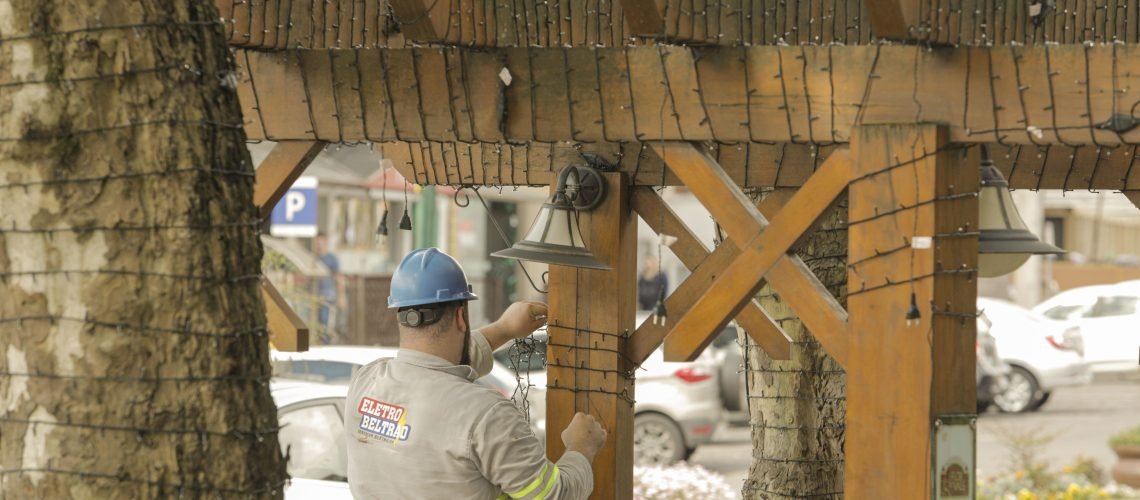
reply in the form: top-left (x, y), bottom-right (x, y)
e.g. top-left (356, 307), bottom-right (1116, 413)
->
top-left (357, 397), bottom-right (411, 443)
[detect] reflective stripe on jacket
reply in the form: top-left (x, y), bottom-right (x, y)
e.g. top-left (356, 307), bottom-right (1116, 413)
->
top-left (345, 330), bottom-right (593, 499)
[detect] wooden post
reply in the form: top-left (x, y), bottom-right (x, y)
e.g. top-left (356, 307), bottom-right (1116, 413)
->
top-left (546, 172), bottom-right (636, 500)
top-left (846, 124), bottom-right (978, 498)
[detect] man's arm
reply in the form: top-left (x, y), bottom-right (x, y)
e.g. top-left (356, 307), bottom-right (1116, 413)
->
top-left (470, 403), bottom-right (602, 500)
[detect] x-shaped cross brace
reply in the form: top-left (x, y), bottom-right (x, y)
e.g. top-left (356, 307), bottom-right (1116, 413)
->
top-left (630, 143), bottom-right (854, 368)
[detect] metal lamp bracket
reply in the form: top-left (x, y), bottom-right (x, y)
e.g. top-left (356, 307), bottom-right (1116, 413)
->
top-left (557, 165), bottom-right (606, 212)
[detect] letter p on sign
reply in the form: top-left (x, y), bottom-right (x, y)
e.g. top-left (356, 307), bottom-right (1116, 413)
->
top-left (285, 191), bottom-right (306, 220)
top-left (270, 177), bottom-right (319, 237)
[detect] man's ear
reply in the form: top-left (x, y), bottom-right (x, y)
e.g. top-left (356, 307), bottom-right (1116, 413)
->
top-left (454, 304), bottom-right (468, 333)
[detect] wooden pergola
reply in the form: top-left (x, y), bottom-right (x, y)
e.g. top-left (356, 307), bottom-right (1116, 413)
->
top-left (229, 1), bottom-right (1140, 497)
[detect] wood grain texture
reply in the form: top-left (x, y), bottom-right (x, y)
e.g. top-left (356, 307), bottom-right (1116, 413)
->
top-left (846, 124), bottom-right (978, 498)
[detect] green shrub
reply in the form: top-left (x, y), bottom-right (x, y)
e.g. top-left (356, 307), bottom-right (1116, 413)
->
top-left (1109, 425), bottom-right (1140, 447)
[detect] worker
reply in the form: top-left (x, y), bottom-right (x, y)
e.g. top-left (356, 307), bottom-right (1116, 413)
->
top-left (346, 247), bottom-right (606, 499)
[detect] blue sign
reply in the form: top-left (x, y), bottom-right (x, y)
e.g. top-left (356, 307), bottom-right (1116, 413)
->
top-left (270, 177), bottom-right (318, 237)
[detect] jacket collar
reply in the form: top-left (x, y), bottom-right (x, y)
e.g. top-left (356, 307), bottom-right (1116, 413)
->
top-left (395, 348), bottom-right (480, 382)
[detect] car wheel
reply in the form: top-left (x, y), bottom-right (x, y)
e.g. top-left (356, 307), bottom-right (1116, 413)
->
top-left (1027, 391), bottom-right (1052, 411)
top-left (633, 413), bottom-right (686, 466)
top-left (993, 366), bottom-right (1039, 414)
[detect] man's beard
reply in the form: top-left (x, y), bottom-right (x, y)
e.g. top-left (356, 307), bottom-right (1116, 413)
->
top-left (459, 306), bottom-right (472, 366)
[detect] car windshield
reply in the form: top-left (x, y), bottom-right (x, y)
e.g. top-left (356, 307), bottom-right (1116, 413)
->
top-left (1088, 296), bottom-right (1138, 318)
top-left (979, 300), bottom-right (1043, 328)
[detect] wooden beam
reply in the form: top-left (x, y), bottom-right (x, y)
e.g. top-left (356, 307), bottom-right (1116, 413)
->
top-left (864, 0), bottom-right (921, 40)
top-left (253, 141), bottom-right (325, 219)
top-left (546, 173), bottom-right (636, 500)
top-left (262, 279), bottom-right (310, 352)
top-left (376, 140), bottom-right (1139, 192)
top-left (237, 45), bottom-right (1140, 147)
top-left (216, 0), bottom-right (1140, 48)
top-left (846, 124), bottom-right (978, 498)
top-left (656, 143), bottom-right (851, 365)
top-left (628, 188), bottom-right (792, 364)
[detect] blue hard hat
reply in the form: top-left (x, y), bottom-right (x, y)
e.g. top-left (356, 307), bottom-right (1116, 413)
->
top-left (388, 248), bottom-right (478, 309)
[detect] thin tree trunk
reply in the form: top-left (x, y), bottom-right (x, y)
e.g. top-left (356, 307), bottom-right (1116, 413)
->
top-left (0, 1), bottom-right (286, 497)
top-left (742, 196), bottom-right (847, 499)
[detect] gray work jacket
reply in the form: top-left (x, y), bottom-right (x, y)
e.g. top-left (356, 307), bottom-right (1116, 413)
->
top-left (345, 331), bottom-right (593, 499)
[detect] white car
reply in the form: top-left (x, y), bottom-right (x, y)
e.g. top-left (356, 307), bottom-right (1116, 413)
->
top-left (1031, 283), bottom-right (1140, 374)
top-left (270, 346), bottom-right (543, 430)
top-left (977, 298), bottom-right (1092, 413)
top-left (272, 380), bottom-right (352, 499)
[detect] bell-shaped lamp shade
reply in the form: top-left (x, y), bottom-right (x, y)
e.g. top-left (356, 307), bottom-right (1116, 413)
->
top-left (977, 147), bottom-right (1065, 277)
top-left (490, 193), bottom-right (611, 270)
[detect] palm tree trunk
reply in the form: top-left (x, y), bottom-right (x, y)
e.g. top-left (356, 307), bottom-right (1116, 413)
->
top-left (0, 1), bottom-right (286, 497)
top-left (742, 198), bottom-right (847, 499)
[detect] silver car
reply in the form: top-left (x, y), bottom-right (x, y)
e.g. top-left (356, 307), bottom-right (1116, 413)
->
top-left (495, 326), bottom-right (723, 466)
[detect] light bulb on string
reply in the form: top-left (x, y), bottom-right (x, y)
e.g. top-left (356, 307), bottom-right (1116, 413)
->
top-left (905, 292), bottom-right (922, 327)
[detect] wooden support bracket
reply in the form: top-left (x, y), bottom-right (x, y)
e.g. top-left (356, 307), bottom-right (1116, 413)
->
top-left (628, 188), bottom-right (792, 364)
top-left (254, 141), bottom-right (325, 219)
top-left (262, 279), bottom-right (310, 352)
top-left (654, 143), bottom-right (852, 367)
top-left (254, 140), bottom-right (322, 352)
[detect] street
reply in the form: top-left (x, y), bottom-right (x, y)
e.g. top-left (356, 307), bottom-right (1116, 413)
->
top-left (690, 380), bottom-right (1140, 496)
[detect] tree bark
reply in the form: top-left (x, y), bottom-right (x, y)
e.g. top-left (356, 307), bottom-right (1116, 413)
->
top-left (0, 1), bottom-right (286, 497)
top-left (742, 195), bottom-right (847, 499)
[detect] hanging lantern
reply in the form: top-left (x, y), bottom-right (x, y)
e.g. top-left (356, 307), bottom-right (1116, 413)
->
top-left (491, 165), bottom-right (610, 270)
top-left (977, 145), bottom-right (1065, 277)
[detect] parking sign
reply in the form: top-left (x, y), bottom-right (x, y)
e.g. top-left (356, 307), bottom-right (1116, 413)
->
top-left (270, 177), bottom-right (318, 237)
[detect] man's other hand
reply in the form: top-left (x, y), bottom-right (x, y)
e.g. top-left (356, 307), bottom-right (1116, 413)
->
top-left (561, 412), bottom-right (607, 463)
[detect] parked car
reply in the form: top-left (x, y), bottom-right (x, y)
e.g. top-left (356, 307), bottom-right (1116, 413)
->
top-left (976, 315), bottom-right (1011, 413)
top-left (706, 324), bottom-right (749, 425)
top-left (1031, 283), bottom-right (1140, 374)
top-left (270, 346), bottom-right (543, 432)
top-left (495, 314), bottom-right (722, 466)
top-left (977, 298), bottom-right (1092, 413)
top-left (272, 380), bottom-right (352, 500)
